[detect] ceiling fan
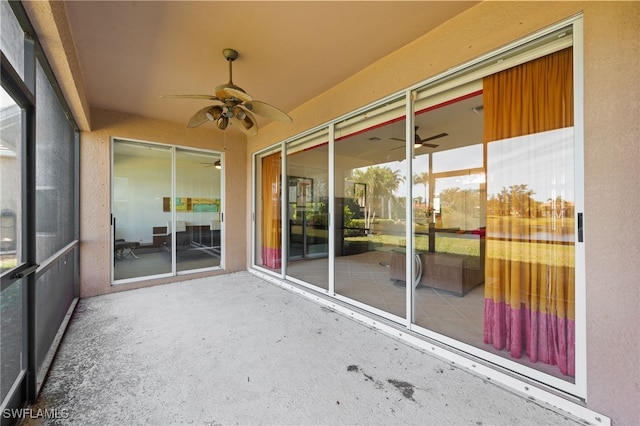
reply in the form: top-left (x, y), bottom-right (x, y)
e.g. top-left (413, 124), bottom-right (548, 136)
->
top-left (200, 161), bottom-right (221, 169)
top-left (162, 48), bottom-right (292, 136)
top-left (390, 126), bottom-right (447, 149)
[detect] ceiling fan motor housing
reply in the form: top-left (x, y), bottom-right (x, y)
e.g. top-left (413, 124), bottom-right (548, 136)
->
top-left (222, 48), bottom-right (238, 61)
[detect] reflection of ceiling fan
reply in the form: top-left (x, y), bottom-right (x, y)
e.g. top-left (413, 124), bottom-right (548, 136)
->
top-left (162, 48), bottom-right (292, 136)
top-left (390, 126), bottom-right (447, 149)
top-left (200, 161), bottom-right (222, 169)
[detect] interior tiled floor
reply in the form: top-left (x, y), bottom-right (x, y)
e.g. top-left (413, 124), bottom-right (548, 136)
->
top-left (289, 250), bottom-right (484, 346)
top-left (287, 249), bottom-right (568, 381)
top-left (114, 246), bottom-right (220, 281)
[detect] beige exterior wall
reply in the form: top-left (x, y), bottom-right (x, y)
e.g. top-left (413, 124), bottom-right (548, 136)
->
top-left (80, 108), bottom-right (247, 297)
top-left (246, 2), bottom-right (640, 424)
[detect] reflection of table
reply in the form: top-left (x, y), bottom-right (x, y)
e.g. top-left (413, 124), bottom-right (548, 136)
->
top-left (115, 240), bottom-right (140, 259)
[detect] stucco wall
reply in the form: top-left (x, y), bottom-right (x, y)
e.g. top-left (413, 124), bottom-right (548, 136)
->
top-left (246, 2), bottom-right (640, 424)
top-left (80, 108), bottom-right (247, 297)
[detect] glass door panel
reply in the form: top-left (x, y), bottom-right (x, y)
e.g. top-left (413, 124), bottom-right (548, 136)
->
top-left (0, 85), bottom-right (27, 413)
top-left (113, 140), bottom-right (172, 281)
top-left (254, 149), bottom-right (282, 274)
top-left (0, 278), bottom-right (25, 405)
top-left (286, 129), bottom-right (329, 290)
top-left (0, 88), bottom-right (21, 270)
top-left (334, 99), bottom-right (407, 319)
top-left (483, 46), bottom-right (576, 381)
top-left (175, 149), bottom-right (222, 273)
top-left (485, 127), bottom-right (576, 380)
top-left (411, 90), bottom-right (486, 351)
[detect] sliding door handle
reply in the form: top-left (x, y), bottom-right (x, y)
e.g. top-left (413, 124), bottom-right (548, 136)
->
top-left (10, 264), bottom-right (39, 280)
top-left (577, 213), bottom-right (584, 242)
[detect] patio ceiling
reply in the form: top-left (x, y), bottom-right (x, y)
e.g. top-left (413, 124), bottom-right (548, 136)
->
top-left (59, 1), bottom-right (480, 132)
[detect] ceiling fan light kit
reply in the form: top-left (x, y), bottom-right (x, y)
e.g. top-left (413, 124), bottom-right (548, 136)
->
top-left (414, 135), bottom-right (423, 149)
top-left (205, 106), bottom-right (223, 121)
top-left (163, 48), bottom-right (292, 136)
top-left (392, 126), bottom-right (447, 151)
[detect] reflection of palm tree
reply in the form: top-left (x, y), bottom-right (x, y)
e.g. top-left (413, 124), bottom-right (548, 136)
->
top-left (489, 184), bottom-right (536, 216)
top-left (413, 172), bottom-right (429, 207)
top-left (352, 166), bottom-right (403, 226)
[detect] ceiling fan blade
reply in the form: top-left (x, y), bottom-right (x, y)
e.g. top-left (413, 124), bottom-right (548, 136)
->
top-left (187, 106), bottom-right (215, 128)
top-left (215, 85), bottom-right (253, 103)
top-left (161, 94), bottom-right (220, 101)
top-left (230, 115), bottom-right (258, 137)
top-left (243, 100), bottom-right (292, 123)
top-left (240, 109), bottom-right (259, 135)
top-left (422, 132), bottom-right (449, 142)
top-left (407, 131), bottom-right (449, 149)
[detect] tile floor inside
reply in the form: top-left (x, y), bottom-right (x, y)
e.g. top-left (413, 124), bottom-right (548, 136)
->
top-left (287, 249), bottom-right (568, 381)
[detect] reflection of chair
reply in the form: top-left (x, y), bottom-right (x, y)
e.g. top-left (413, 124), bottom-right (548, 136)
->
top-left (113, 217), bottom-right (141, 260)
top-left (115, 239), bottom-right (140, 259)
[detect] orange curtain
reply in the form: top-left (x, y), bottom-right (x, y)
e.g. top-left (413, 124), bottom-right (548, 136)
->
top-left (483, 48), bottom-right (576, 376)
top-left (261, 152), bottom-right (282, 269)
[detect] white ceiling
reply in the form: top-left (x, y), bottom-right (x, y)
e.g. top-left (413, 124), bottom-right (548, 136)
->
top-left (62, 1), bottom-right (480, 130)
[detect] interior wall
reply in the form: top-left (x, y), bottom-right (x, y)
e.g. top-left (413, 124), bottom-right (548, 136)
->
top-left (80, 108), bottom-right (247, 297)
top-left (113, 151), bottom-right (222, 244)
top-left (246, 2), bottom-right (640, 424)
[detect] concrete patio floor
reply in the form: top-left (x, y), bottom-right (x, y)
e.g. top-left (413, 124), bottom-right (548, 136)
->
top-left (22, 271), bottom-right (582, 425)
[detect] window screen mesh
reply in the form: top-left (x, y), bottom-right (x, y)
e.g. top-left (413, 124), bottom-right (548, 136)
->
top-left (35, 60), bottom-right (76, 262)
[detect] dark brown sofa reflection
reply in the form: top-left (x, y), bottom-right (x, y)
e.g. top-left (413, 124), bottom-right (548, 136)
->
top-left (389, 244), bottom-right (484, 296)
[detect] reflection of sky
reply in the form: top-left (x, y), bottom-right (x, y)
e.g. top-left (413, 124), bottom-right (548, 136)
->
top-left (361, 129), bottom-right (574, 203)
top-left (369, 153), bottom-right (484, 197)
top-left (434, 144), bottom-right (483, 173)
top-left (487, 127), bottom-right (574, 203)
top-left (402, 145), bottom-right (485, 197)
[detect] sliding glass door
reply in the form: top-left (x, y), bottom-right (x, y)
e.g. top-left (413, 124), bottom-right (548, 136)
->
top-left (410, 87), bottom-right (487, 352)
top-left (175, 149), bottom-right (222, 273)
top-left (0, 85), bottom-right (28, 420)
top-left (112, 139), bottom-right (223, 282)
top-left (113, 140), bottom-right (172, 281)
top-left (482, 47), bottom-right (577, 379)
top-left (286, 129), bottom-right (329, 290)
top-left (253, 148), bottom-right (282, 274)
top-left (334, 99), bottom-right (408, 319)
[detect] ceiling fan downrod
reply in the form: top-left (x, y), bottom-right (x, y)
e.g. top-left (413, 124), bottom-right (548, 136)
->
top-left (222, 48), bottom-right (238, 85)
